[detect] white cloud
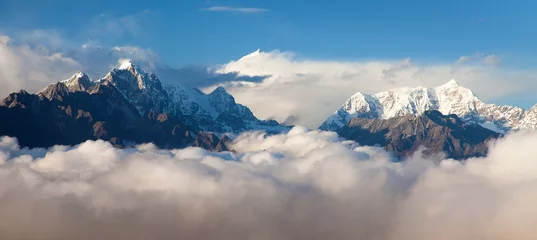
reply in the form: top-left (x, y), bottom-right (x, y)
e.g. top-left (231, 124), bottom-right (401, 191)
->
top-left (0, 128), bottom-right (536, 239)
top-left (0, 33), bottom-right (171, 97)
top-left (17, 29), bottom-right (67, 49)
top-left (205, 6), bottom-right (268, 14)
top-left (456, 55), bottom-right (472, 64)
top-left (456, 53), bottom-right (501, 66)
top-left (0, 35), bottom-right (9, 44)
top-left (83, 10), bottom-right (155, 44)
top-left (483, 54), bottom-right (502, 66)
top-left (0, 34), bottom-right (82, 97)
top-left (213, 50), bottom-right (537, 128)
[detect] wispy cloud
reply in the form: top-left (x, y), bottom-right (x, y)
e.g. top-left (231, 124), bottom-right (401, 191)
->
top-left (205, 6), bottom-right (268, 14)
top-left (470, 17), bottom-right (487, 25)
top-left (456, 53), bottom-right (502, 66)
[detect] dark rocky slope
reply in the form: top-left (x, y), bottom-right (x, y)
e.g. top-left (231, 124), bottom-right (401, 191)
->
top-left (0, 82), bottom-right (231, 151)
top-left (338, 110), bottom-right (500, 159)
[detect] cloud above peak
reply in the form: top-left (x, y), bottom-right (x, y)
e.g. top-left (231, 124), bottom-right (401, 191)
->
top-left (205, 6), bottom-right (268, 14)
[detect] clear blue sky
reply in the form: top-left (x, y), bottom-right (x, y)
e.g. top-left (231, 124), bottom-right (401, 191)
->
top-left (0, 0), bottom-right (536, 67)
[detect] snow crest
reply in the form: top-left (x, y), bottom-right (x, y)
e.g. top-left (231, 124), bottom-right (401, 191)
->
top-left (320, 80), bottom-right (529, 133)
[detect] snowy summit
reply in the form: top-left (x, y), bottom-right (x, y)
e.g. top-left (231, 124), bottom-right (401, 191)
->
top-left (320, 80), bottom-right (537, 133)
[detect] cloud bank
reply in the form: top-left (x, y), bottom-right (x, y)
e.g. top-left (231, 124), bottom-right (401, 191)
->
top-left (0, 127), bottom-right (536, 239)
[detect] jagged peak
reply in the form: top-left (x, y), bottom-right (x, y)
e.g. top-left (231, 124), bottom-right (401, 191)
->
top-left (437, 79), bottom-right (460, 89)
top-left (113, 59), bottom-right (150, 77)
top-left (118, 59), bottom-right (135, 70)
top-left (239, 49), bottom-right (263, 60)
top-left (39, 82), bottom-right (71, 100)
top-left (17, 89), bottom-right (30, 95)
top-left (74, 72), bottom-right (89, 79)
top-left (58, 71), bottom-right (93, 92)
top-left (434, 79), bottom-right (480, 101)
top-left (210, 86), bottom-right (228, 95)
top-left (62, 72), bottom-right (90, 82)
top-left (102, 59), bottom-right (162, 92)
top-left (348, 91), bottom-right (372, 98)
top-left (528, 104), bottom-right (537, 111)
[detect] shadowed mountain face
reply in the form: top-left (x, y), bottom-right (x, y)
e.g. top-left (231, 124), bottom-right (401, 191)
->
top-left (193, 132), bottom-right (233, 152)
top-left (0, 63), bottom-right (288, 151)
top-left (98, 63), bottom-right (287, 134)
top-left (0, 82), bottom-right (229, 151)
top-left (338, 110), bottom-right (501, 159)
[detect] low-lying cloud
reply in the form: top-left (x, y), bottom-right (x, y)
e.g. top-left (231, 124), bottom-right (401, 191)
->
top-left (0, 127), bottom-right (536, 239)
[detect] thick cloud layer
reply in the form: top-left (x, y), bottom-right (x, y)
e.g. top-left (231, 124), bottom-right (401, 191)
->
top-left (0, 127), bottom-right (536, 239)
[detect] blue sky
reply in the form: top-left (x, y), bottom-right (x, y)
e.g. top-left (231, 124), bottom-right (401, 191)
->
top-left (0, 0), bottom-right (535, 67)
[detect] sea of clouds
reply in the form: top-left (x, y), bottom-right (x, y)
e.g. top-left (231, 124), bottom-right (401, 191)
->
top-left (0, 126), bottom-right (536, 239)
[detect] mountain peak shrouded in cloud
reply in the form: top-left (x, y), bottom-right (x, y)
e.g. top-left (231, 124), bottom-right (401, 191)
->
top-left (118, 59), bottom-right (135, 70)
top-left (60, 72), bottom-right (92, 92)
top-left (441, 79), bottom-right (460, 87)
top-left (241, 49), bottom-right (262, 59)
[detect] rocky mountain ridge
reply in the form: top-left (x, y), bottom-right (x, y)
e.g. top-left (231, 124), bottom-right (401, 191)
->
top-left (43, 62), bottom-right (288, 134)
top-left (1, 73), bottom-right (233, 151)
top-left (338, 110), bottom-right (500, 159)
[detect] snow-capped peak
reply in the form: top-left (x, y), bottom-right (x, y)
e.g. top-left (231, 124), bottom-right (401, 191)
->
top-left (62, 72), bottom-right (89, 81)
top-left (239, 49), bottom-right (263, 60)
top-left (438, 79), bottom-right (460, 88)
top-left (59, 72), bottom-right (92, 92)
top-left (210, 86), bottom-right (228, 95)
top-left (320, 80), bottom-right (529, 133)
top-left (75, 72), bottom-right (88, 79)
top-left (118, 59), bottom-right (135, 70)
top-left (250, 49), bottom-right (262, 56)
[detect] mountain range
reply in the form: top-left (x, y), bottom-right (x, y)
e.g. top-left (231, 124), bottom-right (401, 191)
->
top-left (48, 61), bottom-right (287, 134)
top-left (0, 62), bottom-right (287, 151)
top-left (320, 79), bottom-right (537, 133)
top-left (0, 59), bottom-right (530, 159)
top-left (338, 110), bottom-right (499, 159)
